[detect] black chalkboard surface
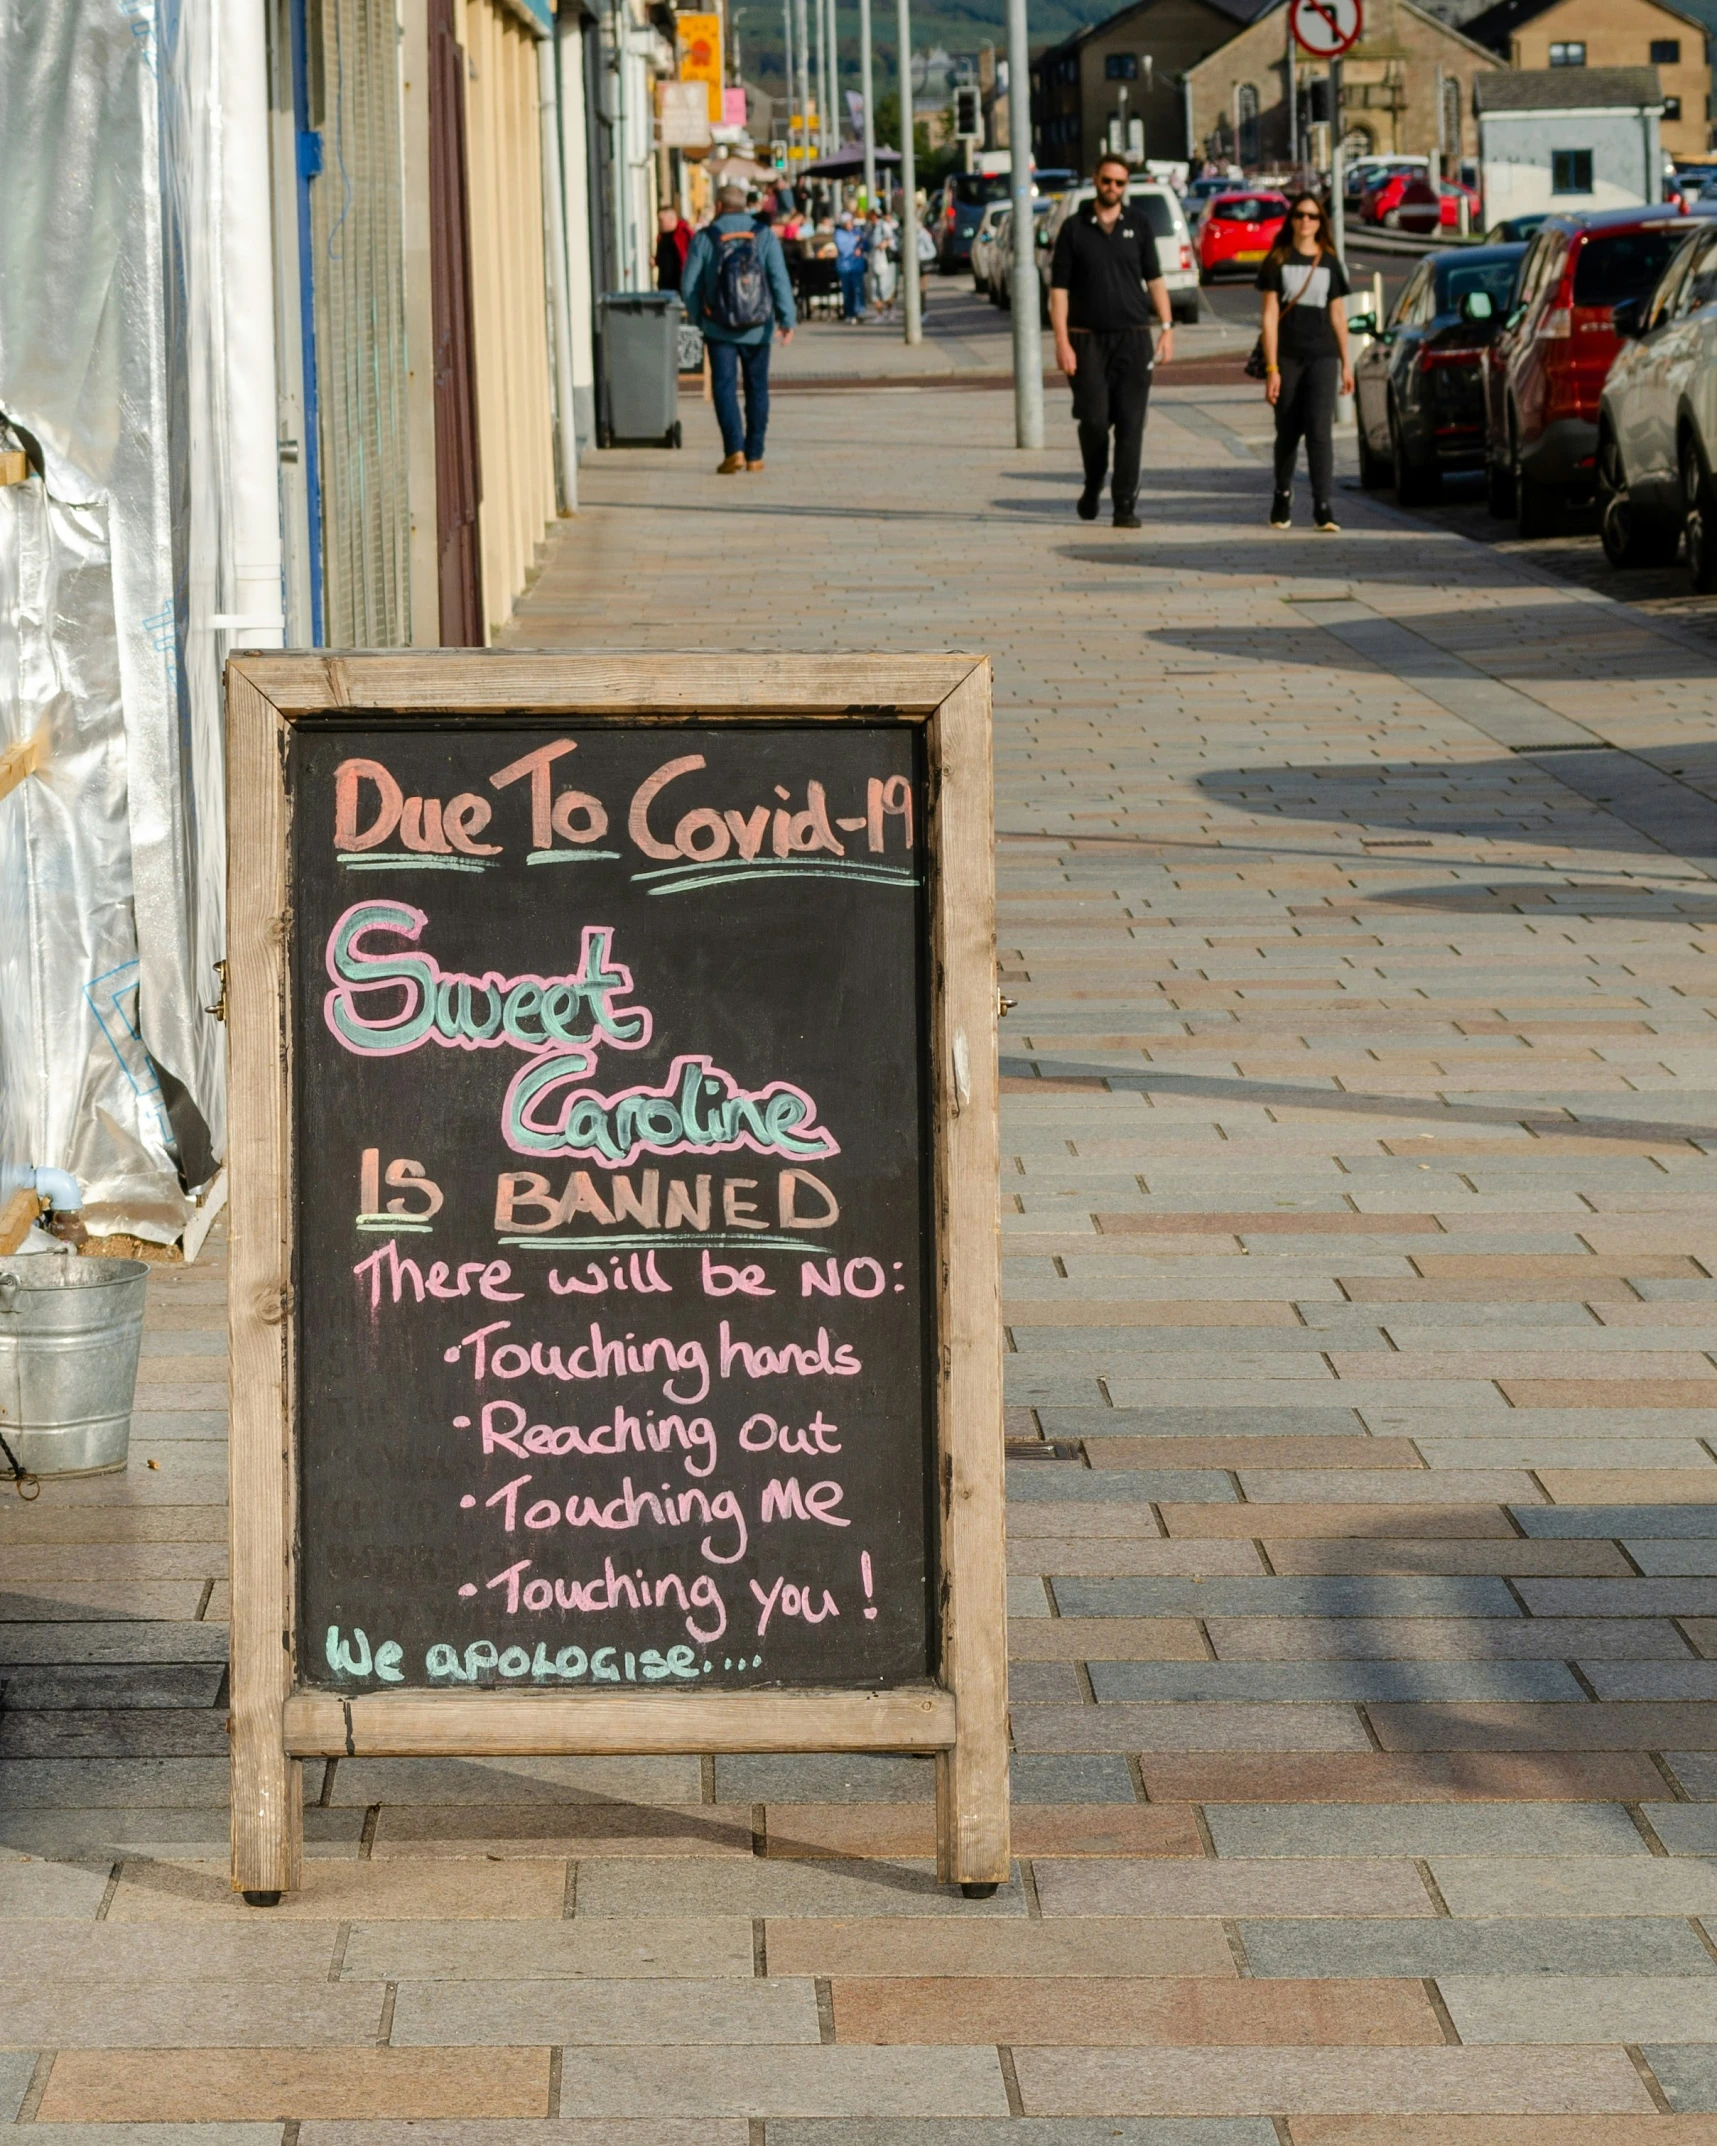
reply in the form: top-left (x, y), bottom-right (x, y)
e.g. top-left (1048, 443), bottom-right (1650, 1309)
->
top-left (290, 721), bottom-right (934, 1692)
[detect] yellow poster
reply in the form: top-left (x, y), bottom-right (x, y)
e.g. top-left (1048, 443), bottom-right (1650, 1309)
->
top-left (677, 13), bottom-right (723, 123)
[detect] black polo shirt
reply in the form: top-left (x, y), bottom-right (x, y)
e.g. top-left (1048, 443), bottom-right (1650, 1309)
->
top-left (1050, 200), bottom-right (1164, 332)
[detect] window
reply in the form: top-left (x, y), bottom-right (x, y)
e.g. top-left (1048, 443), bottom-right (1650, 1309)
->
top-left (1549, 40), bottom-right (1587, 63)
top-left (1237, 81), bottom-right (1260, 163)
top-left (1687, 229), bottom-right (1717, 310)
top-left (1104, 52), bottom-right (1139, 79)
top-left (1651, 38), bottom-right (1681, 63)
top-left (1572, 226), bottom-right (1682, 303)
top-left (1665, 95), bottom-right (1683, 119)
top-left (1551, 147), bottom-right (1594, 192)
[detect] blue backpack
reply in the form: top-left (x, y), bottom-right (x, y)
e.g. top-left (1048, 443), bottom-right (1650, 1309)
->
top-left (710, 226), bottom-right (773, 331)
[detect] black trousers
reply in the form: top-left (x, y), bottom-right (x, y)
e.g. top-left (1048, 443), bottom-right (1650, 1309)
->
top-left (1070, 328), bottom-right (1153, 512)
top-left (1273, 354), bottom-right (1340, 507)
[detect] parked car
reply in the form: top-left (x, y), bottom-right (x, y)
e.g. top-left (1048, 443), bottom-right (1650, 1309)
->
top-left (970, 201), bottom-right (1007, 296)
top-left (989, 202), bottom-right (1056, 311)
top-left (1361, 171), bottom-right (1441, 235)
top-left (1041, 179), bottom-right (1201, 323)
top-left (1355, 244), bottom-right (1526, 501)
top-left (1597, 218), bottom-right (1717, 582)
top-left (1438, 179), bottom-right (1481, 230)
top-left (934, 171), bottom-right (1013, 272)
top-left (1483, 214), bottom-right (1549, 244)
top-left (1482, 208), bottom-right (1690, 535)
top-left (1195, 191), bottom-right (1289, 280)
top-left (1345, 155), bottom-right (1429, 202)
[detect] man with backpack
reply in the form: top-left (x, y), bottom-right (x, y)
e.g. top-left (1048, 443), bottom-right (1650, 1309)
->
top-left (681, 187), bottom-right (797, 473)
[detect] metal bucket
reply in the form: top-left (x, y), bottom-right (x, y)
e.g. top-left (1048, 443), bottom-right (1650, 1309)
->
top-left (0, 1256), bottom-right (149, 1477)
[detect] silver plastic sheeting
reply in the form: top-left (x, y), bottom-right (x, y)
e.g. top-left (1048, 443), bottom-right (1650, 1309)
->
top-left (0, 0), bottom-right (230, 1238)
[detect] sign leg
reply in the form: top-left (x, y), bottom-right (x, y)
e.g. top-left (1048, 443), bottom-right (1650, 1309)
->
top-left (231, 1715), bottom-right (302, 1901)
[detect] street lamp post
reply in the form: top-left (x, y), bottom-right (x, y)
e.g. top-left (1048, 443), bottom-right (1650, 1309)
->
top-left (897, 0), bottom-right (921, 341)
top-left (1005, 0), bottom-right (1041, 443)
top-left (859, 0), bottom-right (877, 204)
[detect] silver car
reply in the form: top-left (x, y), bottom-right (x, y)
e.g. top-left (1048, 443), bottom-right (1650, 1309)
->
top-left (970, 202), bottom-right (1008, 297)
top-left (1597, 219), bottom-right (1717, 588)
top-left (1039, 181), bottom-right (1200, 325)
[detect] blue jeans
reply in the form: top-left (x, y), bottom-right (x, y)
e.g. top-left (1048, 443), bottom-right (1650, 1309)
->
top-left (708, 337), bottom-right (771, 460)
top-left (839, 262), bottom-right (867, 318)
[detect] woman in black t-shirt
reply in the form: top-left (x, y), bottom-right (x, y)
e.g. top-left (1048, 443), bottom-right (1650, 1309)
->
top-left (1256, 194), bottom-right (1353, 533)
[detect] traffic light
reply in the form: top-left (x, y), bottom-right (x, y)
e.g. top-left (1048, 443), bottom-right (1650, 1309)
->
top-left (954, 84), bottom-right (981, 139)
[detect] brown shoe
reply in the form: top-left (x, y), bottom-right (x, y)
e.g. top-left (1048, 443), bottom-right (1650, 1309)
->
top-left (717, 452), bottom-right (745, 474)
top-left (746, 458), bottom-right (765, 471)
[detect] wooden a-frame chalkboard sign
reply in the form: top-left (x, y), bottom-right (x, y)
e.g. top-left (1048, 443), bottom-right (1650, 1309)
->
top-left (225, 652), bottom-right (1007, 1899)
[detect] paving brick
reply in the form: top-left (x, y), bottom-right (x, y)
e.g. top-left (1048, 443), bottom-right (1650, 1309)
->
top-left (305, 2127), bottom-right (743, 2146)
top-left (1009, 2045), bottom-right (1655, 2116)
top-left (36, 2049), bottom-right (553, 2121)
top-left (1539, 1474), bottom-right (1717, 1505)
top-left (763, 1918), bottom-right (1236, 1980)
top-left (1008, 1619), bottom-right (1209, 1662)
top-left (1441, 1976), bottom-right (1717, 2044)
top-left (1162, 1505), bottom-right (1516, 1539)
top-left (1288, 2122), bottom-right (1717, 2143)
top-left (1263, 1541), bottom-right (1632, 1576)
top-left (328, 1757), bottom-right (699, 1806)
top-left (1050, 1579), bottom-right (1523, 1618)
top-left (1202, 1805), bottom-right (1650, 1859)
top-left (1033, 1862), bottom-right (1438, 1920)
top-left (340, 1919), bottom-right (753, 1981)
top-left (1011, 1704), bottom-right (1371, 1753)
top-left (1090, 1438), bottom-right (1428, 1471)
top-left (1205, 1618), bottom-right (1693, 1660)
top-left (1017, 1540), bottom-right (1267, 1577)
top-left (1506, 1384), bottom-right (1717, 1408)
top-left (1369, 1702), bottom-right (1717, 1751)
top-left (767, 2125), bottom-right (1279, 2146)
top-left (1518, 1507), bottom-right (1717, 1538)
top-left (1136, 1754), bottom-right (1665, 1803)
top-left (551, 2047), bottom-right (1010, 2118)
top-left (0, 2051), bottom-right (33, 2121)
top-left (1643, 2049), bottom-right (1717, 2113)
top-left (572, 1859), bottom-right (1028, 1918)
top-left (1640, 1806), bottom-right (1717, 1853)
top-left (107, 1859), bottom-right (569, 1921)
top-left (1238, 1918), bottom-right (1717, 1978)
top-left (0, 1977), bottom-right (384, 2046)
top-left (713, 1756), bottom-right (933, 1804)
top-left (830, 1975), bottom-right (1443, 2046)
top-left (389, 1977), bottom-right (820, 2045)
top-left (1089, 1662), bottom-right (1582, 1703)
top-left (1428, 1857), bottom-right (1717, 1917)
top-left (367, 1805), bottom-right (752, 1857)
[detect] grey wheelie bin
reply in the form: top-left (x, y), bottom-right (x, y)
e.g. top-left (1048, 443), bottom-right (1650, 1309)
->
top-left (596, 292), bottom-right (684, 449)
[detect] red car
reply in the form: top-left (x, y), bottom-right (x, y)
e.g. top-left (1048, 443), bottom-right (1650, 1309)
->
top-left (1482, 207), bottom-right (1689, 535)
top-left (1197, 192), bottom-right (1289, 280)
top-left (1438, 179), bottom-right (1480, 230)
top-left (1361, 172), bottom-right (1441, 235)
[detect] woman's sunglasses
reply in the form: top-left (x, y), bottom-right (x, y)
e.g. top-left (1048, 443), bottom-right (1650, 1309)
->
top-left (1292, 210), bottom-right (1321, 221)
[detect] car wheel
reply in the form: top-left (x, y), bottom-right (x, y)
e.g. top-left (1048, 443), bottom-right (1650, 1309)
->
top-left (1390, 404), bottom-right (1441, 507)
top-left (1683, 434), bottom-right (1717, 592)
top-left (1485, 450), bottom-right (1514, 518)
top-left (1598, 431), bottom-right (1677, 568)
top-left (1173, 294), bottom-right (1200, 325)
top-left (1513, 428), bottom-right (1558, 538)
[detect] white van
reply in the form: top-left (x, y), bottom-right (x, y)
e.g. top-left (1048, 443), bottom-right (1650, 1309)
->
top-left (1038, 180), bottom-right (1201, 325)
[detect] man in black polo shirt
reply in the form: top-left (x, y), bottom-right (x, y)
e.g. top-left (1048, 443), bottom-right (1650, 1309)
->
top-left (1048, 153), bottom-right (1174, 528)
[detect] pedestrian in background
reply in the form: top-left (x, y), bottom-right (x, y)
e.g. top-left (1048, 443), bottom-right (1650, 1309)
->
top-left (655, 205), bottom-right (692, 293)
top-left (681, 185), bottom-right (797, 473)
top-left (1048, 151), bottom-right (1175, 529)
top-left (1256, 192), bottom-right (1354, 534)
top-left (834, 211), bottom-right (868, 323)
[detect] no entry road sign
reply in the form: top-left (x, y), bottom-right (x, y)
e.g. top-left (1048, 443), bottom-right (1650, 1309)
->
top-left (1291, 0), bottom-right (1362, 57)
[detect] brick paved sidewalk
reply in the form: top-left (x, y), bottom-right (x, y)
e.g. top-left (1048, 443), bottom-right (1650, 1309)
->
top-left (10, 360), bottom-right (1717, 2141)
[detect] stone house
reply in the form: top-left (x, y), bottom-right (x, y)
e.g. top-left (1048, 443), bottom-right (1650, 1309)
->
top-left (1031, 0), bottom-right (1273, 176)
top-left (1463, 0), bottom-right (1710, 158)
top-left (1183, 0), bottom-right (1504, 172)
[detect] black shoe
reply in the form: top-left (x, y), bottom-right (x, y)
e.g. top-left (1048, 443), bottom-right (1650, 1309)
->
top-left (1269, 491), bottom-right (1291, 529)
top-left (1313, 504), bottom-right (1341, 532)
top-left (1076, 486), bottom-right (1100, 521)
top-left (1112, 508), bottom-right (1141, 529)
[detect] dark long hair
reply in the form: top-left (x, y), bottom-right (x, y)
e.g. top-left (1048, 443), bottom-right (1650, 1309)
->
top-left (1266, 190), bottom-right (1335, 265)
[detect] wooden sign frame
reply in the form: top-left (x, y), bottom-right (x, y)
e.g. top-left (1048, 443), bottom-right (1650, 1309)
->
top-left (225, 651), bottom-right (1007, 1900)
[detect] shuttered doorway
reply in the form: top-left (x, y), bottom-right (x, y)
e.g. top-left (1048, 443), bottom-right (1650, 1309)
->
top-left (306, 0), bottom-right (414, 647)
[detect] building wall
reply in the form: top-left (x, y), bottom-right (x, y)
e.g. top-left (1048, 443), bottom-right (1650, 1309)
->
top-left (1035, 0), bottom-right (1253, 176)
top-left (1500, 0), bottom-right (1707, 159)
top-left (1481, 105), bottom-right (1663, 216)
top-left (1186, 0), bottom-right (1503, 169)
top-left (459, 0), bottom-right (558, 641)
